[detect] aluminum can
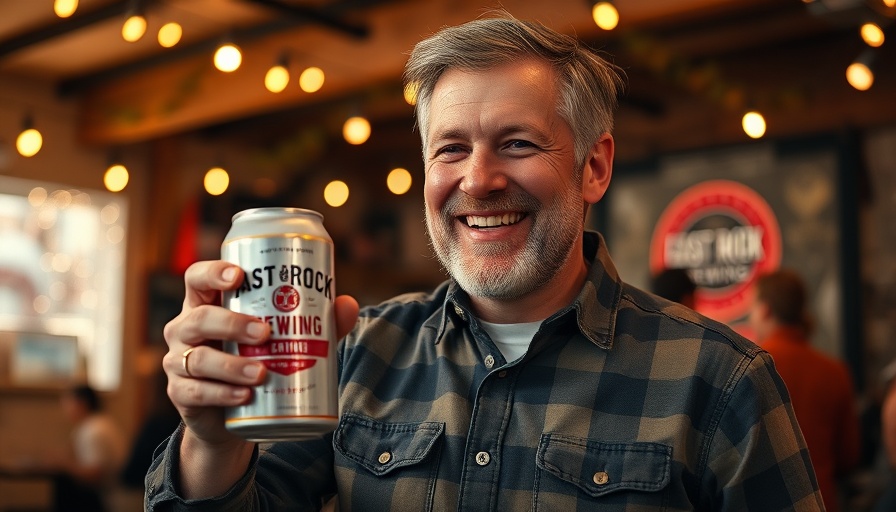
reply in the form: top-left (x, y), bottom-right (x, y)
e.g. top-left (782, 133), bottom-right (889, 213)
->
top-left (221, 207), bottom-right (338, 442)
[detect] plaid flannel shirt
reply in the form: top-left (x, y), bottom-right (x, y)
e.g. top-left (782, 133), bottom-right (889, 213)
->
top-left (146, 231), bottom-right (823, 511)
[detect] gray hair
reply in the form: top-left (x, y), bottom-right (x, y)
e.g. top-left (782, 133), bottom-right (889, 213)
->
top-left (403, 11), bottom-right (626, 167)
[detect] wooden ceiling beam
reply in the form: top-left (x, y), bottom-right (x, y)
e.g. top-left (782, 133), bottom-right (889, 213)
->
top-left (0, 1), bottom-right (133, 60)
top-left (58, 0), bottom-right (377, 97)
top-left (72, 0), bottom-right (779, 146)
top-left (247, 0), bottom-right (370, 39)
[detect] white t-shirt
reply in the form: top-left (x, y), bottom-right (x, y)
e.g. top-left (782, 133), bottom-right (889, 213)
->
top-left (478, 320), bottom-right (541, 363)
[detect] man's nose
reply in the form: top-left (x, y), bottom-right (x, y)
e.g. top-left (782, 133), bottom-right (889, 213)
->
top-left (458, 150), bottom-right (508, 198)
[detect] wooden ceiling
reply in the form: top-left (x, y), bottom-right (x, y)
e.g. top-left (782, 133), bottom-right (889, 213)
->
top-left (2, 0), bottom-right (895, 162)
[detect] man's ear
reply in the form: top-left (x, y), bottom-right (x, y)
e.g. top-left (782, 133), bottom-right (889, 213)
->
top-left (582, 133), bottom-right (614, 205)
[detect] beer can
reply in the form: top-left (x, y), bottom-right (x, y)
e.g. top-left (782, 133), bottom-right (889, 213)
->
top-left (221, 207), bottom-right (338, 442)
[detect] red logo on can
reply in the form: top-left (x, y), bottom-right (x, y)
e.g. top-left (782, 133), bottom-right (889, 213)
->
top-left (272, 285), bottom-right (300, 312)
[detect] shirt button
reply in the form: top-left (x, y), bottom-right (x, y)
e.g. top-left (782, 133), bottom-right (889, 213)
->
top-left (454, 304), bottom-right (465, 320)
top-left (378, 452), bottom-right (392, 464)
top-left (593, 471), bottom-right (609, 485)
top-left (475, 451), bottom-right (491, 466)
top-left (498, 370), bottom-right (507, 378)
top-left (484, 355), bottom-right (495, 368)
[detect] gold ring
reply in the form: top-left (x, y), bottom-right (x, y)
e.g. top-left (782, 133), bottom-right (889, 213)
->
top-left (182, 347), bottom-right (196, 378)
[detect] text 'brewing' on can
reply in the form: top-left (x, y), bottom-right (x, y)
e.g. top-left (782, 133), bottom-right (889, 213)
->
top-left (221, 207), bottom-right (338, 442)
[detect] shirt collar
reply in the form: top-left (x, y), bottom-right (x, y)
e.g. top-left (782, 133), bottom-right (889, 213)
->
top-left (568, 231), bottom-right (622, 349)
top-left (434, 231), bottom-right (622, 350)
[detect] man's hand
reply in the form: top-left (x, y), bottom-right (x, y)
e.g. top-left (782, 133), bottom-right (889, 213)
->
top-left (161, 260), bottom-right (359, 498)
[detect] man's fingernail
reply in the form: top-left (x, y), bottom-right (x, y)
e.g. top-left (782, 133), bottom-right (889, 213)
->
top-left (243, 364), bottom-right (262, 379)
top-left (222, 267), bottom-right (238, 282)
top-left (246, 321), bottom-right (266, 339)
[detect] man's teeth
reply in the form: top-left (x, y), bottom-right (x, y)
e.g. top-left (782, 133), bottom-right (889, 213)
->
top-left (465, 213), bottom-right (523, 227)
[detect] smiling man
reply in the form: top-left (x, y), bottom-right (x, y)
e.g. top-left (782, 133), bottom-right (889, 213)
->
top-left (422, 58), bottom-right (608, 322)
top-left (147, 12), bottom-right (823, 512)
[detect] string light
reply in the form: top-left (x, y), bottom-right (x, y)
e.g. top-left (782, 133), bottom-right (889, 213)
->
top-left (204, 166), bottom-right (230, 195)
top-left (158, 22), bottom-right (183, 48)
top-left (16, 115), bottom-right (43, 157)
top-left (343, 116), bottom-right (371, 145)
top-left (860, 23), bottom-right (885, 47)
top-left (214, 41), bottom-right (242, 72)
top-left (884, 0), bottom-right (895, 8)
top-left (265, 53), bottom-right (290, 93)
top-left (387, 168), bottom-right (412, 195)
top-left (742, 111), bottom-right (767, 139)
top-left (54, 0), bottom-right (78, 18)
top-left (403, 81), bottom-right (418, 105)
top-left (847, 61), bottom-right (874, 90)
top-left (847, 49), bottom-right (876, 91)
top-left (299, 67), bottom-right (325, 93)
top-left (122, 12), bottom-right (147, 43)
top-left (592, 1), bottom-right (619, 31)
top-left (104, 163), bottom-right (129, 192)
top-left (324, 180), bottom-right (349, 207)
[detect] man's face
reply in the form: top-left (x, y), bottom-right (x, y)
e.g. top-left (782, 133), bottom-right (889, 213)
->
top-left (422, 59), bottom-right (585, 299)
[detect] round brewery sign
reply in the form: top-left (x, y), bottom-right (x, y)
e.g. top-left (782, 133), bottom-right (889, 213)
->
top-left (650, 180), bottom-right (782, 323)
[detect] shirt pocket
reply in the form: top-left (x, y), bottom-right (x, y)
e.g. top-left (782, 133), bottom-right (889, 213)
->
top-left (333, 413), bottom-right (444, 511)
top-left (535, 433), bottom-right (672, 511)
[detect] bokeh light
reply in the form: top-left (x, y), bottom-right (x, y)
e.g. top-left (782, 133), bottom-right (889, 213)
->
top-left (387, 168), bottom-right (412, 195)
top-left (324, 180), bottom-right (349, 207)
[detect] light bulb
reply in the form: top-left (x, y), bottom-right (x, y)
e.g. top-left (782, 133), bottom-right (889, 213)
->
top-left (104, 164), bottom-right (129, 192)
top-left (214, 43), bottom-right (242, 72)
top-left (846, 62), bottom-right (874, 90)
top-left (860, 23), bottom-right (885, 47)
top-left (884, 0), bottom-right (895, 8)
top-left (54, 0), bottom-right (78, 18)
top-left (387, 168), bottom-right (412, 195)
top-left (122, 14), bottom-right (147, 42)
top-left (324, 180), bottom-right (349, 207)
top-left (343, 116), bottom-right (371, 145)
top-left (265, 65), bottom-right (290, 93)
top-left (16, 128), bottom-right (43, 157)
top-left (204, 167), bottom-right (230, 195)
top-left (403, 81), bottom-right (418, 105)
top-left (299, 67), bottom-right (325, 93)
top-left (158, 22), bottom-right (183, 48)
top-left (592, 2), bottom-right (619, 31)
top-left (742, 111), bottom-right (766, 139)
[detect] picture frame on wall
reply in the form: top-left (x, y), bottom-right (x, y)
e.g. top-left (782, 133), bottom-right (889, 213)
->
top-left (0, 330), bottom-right (83, 389)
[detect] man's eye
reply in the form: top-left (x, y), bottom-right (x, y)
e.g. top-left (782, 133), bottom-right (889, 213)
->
top-left (434, 144), bottom-right (463, 157)
top-left (506, 140), bottom-right (535, 150)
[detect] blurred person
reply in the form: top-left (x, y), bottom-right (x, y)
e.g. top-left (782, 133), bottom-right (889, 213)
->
top-left (120, 369), bottom-right (181, 488)
top-left (871, 362), bottom-right (896, 511)
top-left (146, 12), bottom-right (823, 511)
top-left (52, 384), bottom-right (128, 512)
top-left (117, 369), bottom-right (182, 510)
top-left (749, 268), bottom-right (861, 512)
top-left (650, 267), bottom-right (697, 308)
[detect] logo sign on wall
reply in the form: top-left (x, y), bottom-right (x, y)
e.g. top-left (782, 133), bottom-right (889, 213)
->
top-left (650, 180), bottom-right (782, 324)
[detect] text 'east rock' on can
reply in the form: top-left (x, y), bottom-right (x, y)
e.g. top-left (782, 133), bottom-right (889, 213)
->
top-left (220, 207), bottom-right (338, 442)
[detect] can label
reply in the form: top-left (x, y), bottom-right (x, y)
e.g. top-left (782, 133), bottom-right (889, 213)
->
top-left (221, 218), bottom-right (337, 442)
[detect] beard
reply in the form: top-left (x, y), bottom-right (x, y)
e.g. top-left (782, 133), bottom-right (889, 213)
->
top-left (425, 178), bottom-right (584, 300)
